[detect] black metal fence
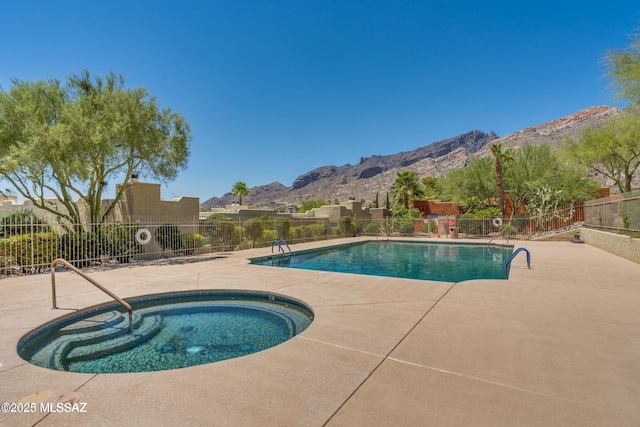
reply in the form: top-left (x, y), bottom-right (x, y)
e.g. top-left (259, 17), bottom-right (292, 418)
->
top-left (3, 192), bottom-right (633, 277)
top-left (0, 214), bottom-right (367, 276)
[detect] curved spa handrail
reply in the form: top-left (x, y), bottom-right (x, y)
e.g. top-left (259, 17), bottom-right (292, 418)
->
top-left (50, 258), bottom-right (133, 317)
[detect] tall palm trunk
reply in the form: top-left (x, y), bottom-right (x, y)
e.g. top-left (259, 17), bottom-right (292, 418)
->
top-left (491, 143), bottom-right (513, 217)
top-left (496, 158), bottom-right (505, 216)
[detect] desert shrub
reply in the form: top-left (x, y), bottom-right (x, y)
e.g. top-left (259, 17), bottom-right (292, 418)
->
top-left (499, 223), bottom-right (518, 237)
top-left (0, 238), bottom-right (12, 273)
top-left (620, 197), bottom-right (639, 231)
top-left (259, 214), bottom-right (276, 230)
top-left (340, 216), bottom-right (354, 236)
top-left (0, 208), bottom-right (50, 237)
top-left (154, 224), bottom-right (182, 251)
top-left (262, 229), bottom-right (278, 243)
top-left (180, 233), bottom-right (204, 255)
top-left (309, 222), bottom-right (331, 238)
top-left (293, 223), bottom-right (330, 241)
top-left (396, 220), bottom-right (415, 235)
top-left (300, 225), bottom-right (314, 239)
top-left (243, 218), bottom-right (263, 242)
top-left (203, 215), bottom-right (240, 249)
top-left (7, 233), bottom-right (60, 272)
top-left (457, 214), bottom-right (479, 235)
top-left (289, 226), bottom-right (302, 241)
top-left (323, 222), bottom-right (333, 235)
top-left (105, 222), bottom-right (145, 263)
top-left (275, 218), bottom-right (290, 240)
top-left (353, 220), bottom-right (363, 235)
top-left (364, 221), bottom-right (380, 235)
top-left (59, 231), bottom-right (104, 267)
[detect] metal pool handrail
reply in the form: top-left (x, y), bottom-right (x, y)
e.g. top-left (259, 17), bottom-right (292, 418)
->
top-left (271, 239), bottom-right (291, 254)
top-left (504, 248), bottom-right (531, 271)
top-left (50, 258), bottom-right (133, 317)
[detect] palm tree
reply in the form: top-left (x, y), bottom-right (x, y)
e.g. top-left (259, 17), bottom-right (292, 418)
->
top-left (231, 181), bottom-right (250, 205)
top-left (391, 171), bottom-right (425, 210)
top-left (490, 143), bottom-right (515, 216)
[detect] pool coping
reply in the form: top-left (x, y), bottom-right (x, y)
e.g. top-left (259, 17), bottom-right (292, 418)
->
top-left (1, 236), bottom-right (639, 426)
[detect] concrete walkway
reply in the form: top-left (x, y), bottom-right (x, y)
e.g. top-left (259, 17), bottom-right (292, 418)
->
top-left (0, 237), bottom-right (638, 426)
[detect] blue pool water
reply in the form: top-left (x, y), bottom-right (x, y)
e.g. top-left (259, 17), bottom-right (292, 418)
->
top-left (252, 241), bottom-right (513, 282)
top-left (18, 291), bottom-right (313, 373)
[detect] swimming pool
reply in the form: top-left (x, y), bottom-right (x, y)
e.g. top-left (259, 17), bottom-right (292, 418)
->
top-left (252, 241), bottom-right (513, 282)
top-left (18, 290), bottom-right (314, 373)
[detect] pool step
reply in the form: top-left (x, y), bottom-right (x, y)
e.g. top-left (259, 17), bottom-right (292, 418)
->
top-left (64, 315), bottom-right (163, 365)
top-left (58, 310), bottom-right (127, 335)
top-left (28, 311), bottom-right (142, 369)
top-left (45, 313), bottom-right (162, 370)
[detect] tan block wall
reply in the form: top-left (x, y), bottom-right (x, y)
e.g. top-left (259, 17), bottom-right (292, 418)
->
top-left (579, 228), bottom-right (640, 264)
top-left (116, 182), bottom-right (199, 222)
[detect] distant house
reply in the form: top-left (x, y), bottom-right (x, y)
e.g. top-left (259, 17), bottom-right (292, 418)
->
top-left (203, 200), bottom-right (391, 227)
top-left (0, 179), bottom-right (200, 227)
top-left (414, 200), bottom-right (460, 217)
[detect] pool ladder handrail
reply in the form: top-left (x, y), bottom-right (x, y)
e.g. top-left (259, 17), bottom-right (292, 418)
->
top-left (504, 248), bottom-right (531, 271)
top-left (50, 258), bottom-right (133, 331)
top-left (271, 239), bottom-right (291, 255)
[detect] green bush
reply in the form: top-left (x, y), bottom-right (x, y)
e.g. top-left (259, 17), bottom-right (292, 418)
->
top-left (0, 238), bottom-right (12, 272)
top-left (299, 226), bottom-right (311, 239)
top-left (243, 218), bottom-right (263, 242)
top-left (364, 221), bottom-right (380, 235)
top-left (275, 218), bottom-right (290, 240)
top-left (259, 214), bottom-right (276, 230)
top-left (340, 216), bottom-right (354, 236)
top-left (457, 214), bottom-right (484, 235)
top-left (499, 223), bottom-right (518, 236)
top-left (59, 231), bottom-right (104, 267)
top-left (397, 220), bottom-right (415, 235)
top-left (180, 233), bottom-right (204, 255)
top-left (154, 224), bottom-right (182, 252)
top-left (354, 220), bottom-right (363, 235)
top-left (0, 208), bottom-right (50, 237)
top-left (203, 215), bottom-right (241, 249)
top-left (308, 222), bottom-right (331, 238)
top-left (6, 233), bottom-right (59, 272)
top-left (473, 207), bottom-right (502, 218)
top-left (290, 223), bottom-right (331, 241)
top-left (262, 229), bottom-right (278, 242)
top-left (290, 226), bottom-right (302, 241)
top-left (620, 198), bottom-right (639, 231)
top-left (105, 222), bottom-right (145, 263)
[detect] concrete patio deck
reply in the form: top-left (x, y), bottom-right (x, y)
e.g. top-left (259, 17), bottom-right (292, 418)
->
top-left (0, 237), bottom-right (638, 426)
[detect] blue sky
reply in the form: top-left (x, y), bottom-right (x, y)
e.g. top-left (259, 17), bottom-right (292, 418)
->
top-left (1, 1), bottom-right (638, 202)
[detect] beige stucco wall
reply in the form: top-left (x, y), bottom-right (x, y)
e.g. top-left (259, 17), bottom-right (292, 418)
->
top-left (579, 228), bottom-right (640, 264)
top-left (1, 181), bottom-right (200, 229)
top-left (306, 205), bottom-right (352, 224)
top-left (116, 181), bottom-right (199, 222)
top-left (202, 201), bottom-right (376, 227)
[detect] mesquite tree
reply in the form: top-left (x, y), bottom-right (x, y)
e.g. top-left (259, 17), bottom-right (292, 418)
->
top-left (0, 71), bottom-right (191, 230)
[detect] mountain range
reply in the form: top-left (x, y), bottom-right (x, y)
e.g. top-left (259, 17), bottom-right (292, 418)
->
top-left (200, 105), bottom-right (622, 209)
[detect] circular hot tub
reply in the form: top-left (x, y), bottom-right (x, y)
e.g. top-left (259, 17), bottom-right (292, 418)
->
top-left (18, 290), bottom-right (313, 373)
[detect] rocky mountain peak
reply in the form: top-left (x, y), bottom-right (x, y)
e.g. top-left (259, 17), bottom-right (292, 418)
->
top-left (200, 106), bottom-right (622, 210)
